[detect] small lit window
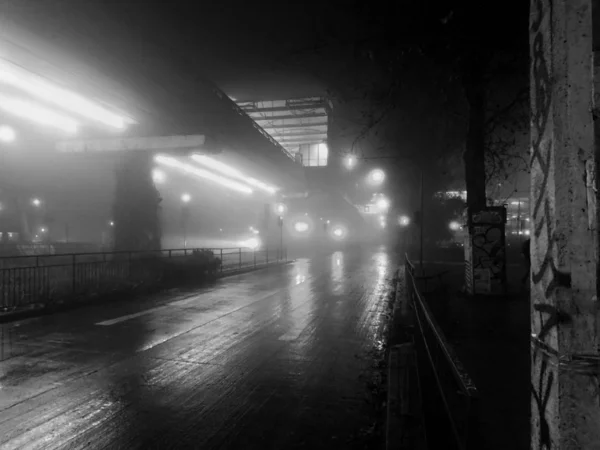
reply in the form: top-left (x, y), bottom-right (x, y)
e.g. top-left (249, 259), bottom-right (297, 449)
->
top-left (299, 143), bottom-right (328, 167)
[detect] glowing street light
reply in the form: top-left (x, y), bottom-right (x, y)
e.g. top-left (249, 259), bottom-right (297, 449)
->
top-left (275, 203), bottom-right (287, 215)
top-left (294, 221), bottom-right (309, 232)
top-left (331, 225), bottom-right (348, 240)
top-left (344, 155), bottom-right (357, 170)
top-left (367, 169), bottom-right (386, 186)
top-left (31, 198), bottom-right (42, 207)
top-left (399, 215), bottom-right (410, 227)
top-left (449, 221), bottom-right (461, 231)
top-left (152, 168), bottom-right (166, 184)
top-left (181, 193), bottom-right (192, 203)
top-left (376, 197), bottom-right (390, 210)
top-left (0, 125), bottom-right (16, 142)
top-left (40, 227), bottom-right (46, 233)
top-left (109, 221), bottom-right (115, 227)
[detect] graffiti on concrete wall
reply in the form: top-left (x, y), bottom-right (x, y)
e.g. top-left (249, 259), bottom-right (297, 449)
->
top-left (529, 0), bottom-right (573, 447)
top-left (469, 208), bottom-right (506, 294)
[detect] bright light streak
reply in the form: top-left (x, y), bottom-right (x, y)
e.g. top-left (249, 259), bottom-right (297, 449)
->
top-left (240, 237), bottom-right (261, 249)
top-left (0, 93), bottom-right (78, 133)
top-left (0, 125), bottom-right (16, 142)
top-left (155, 155), bottom-right (253, 194)
top-left (399, 215), bottom-right (410, 226)
top-left (449, 221), bottom-right (461, 231)
top-left (191, 154), bottom-right (277, 194)
top-left (152, 169), bottom-right (166, 184)
top-left (0, 60), bottom-right (130, 129)
top-left (181, 193), bottom-right (192, 203)
top-left (368, 169), bottom-right (386, 185)
top-left (294, 221), bottom-right (309, 232)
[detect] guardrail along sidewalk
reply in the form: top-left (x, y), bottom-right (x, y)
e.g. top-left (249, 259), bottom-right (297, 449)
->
top-left (405, 255), bottom-right (480, 450)
top-left (1, 246), bottom-right (287, 315)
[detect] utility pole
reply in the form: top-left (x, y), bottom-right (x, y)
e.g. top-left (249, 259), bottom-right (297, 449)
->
top-left (529, 0), bottom-right (600, 448)
top-left (419, 170), bottom-right (424, 276)
top-left (278, 216), bottom-right (284, 260)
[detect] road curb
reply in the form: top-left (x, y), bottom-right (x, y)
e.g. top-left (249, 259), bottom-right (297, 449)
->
top-left (0, 260), bottom-right (294, 324)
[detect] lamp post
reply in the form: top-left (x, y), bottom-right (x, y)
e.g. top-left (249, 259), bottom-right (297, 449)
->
top-left (278, 215), bottom-right (284, 260)
top-left (181, 193), bottom-right (191, 249)
top-left (357, 156), bottom-right (424, 275)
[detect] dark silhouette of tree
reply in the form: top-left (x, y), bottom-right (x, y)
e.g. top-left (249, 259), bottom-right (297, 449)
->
top-left (279, 0), bottom-right (529, 211)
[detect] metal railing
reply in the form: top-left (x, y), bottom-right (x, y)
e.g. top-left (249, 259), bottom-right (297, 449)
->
top-left (0, 247), bottom-right (287, 313)
top-left (405, 254), bottom-right (479, 450)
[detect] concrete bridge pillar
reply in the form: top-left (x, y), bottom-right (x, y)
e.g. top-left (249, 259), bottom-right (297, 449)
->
top-left (113, 152), bottom-right (162, 252)
top-left (530, 0), bottom-right (600, 448)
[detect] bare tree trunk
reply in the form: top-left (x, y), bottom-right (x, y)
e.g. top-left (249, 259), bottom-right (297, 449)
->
top-left (463, 54), bottom-right (488, 211)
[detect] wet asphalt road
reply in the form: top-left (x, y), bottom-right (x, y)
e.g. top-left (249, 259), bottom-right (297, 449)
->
top-left (0, 248), bottom-right (395, 450)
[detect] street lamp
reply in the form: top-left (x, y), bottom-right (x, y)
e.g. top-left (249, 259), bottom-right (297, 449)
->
top-left (399, 215), bottom-right (410, 227)
top-left (31, 198), bottom-right (42, 207)
top-left (0, 125), bottom-right (16, 143)
top-left (181, 193), bottom-right (192, 248)
top-left (376, 197), bottom-right (390, 210)
top-left (152, 168), bottom-right (166, 184)
top-left (275, 203), bottom-right (287, 215)
top-left (344, 155), bottom-right (357, 170)
top-left (449, 221), bottom-right (461, 231)
top-left (367, 169), bottom-right (386, 186)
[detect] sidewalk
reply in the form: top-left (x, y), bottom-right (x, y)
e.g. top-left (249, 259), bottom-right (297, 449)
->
top-left (421, 262), bottom-right (530, 450)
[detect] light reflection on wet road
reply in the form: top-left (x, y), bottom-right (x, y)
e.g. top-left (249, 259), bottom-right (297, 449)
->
top-left (0, 248), bottom-right (395, 449)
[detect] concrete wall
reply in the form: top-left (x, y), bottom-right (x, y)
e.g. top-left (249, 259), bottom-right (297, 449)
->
top-left (530, 0), bottom-right (600, 448)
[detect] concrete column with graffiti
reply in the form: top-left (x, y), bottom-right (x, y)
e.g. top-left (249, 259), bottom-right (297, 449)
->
top-left (530, 0), bottom-right (600, 448)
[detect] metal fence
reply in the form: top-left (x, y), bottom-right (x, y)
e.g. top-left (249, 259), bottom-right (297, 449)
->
top-left (0, 247), bottom-right (286, 312)
top-left (405, 254), bottom-right (479, 450)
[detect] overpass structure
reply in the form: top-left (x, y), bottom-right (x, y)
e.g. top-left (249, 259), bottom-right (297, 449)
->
top-left (0, 16), bottom-right (307, 252)
top-left (237, 98), bottom-right (329, 167)
top-left (236, 97), bottom-right (375, 245)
